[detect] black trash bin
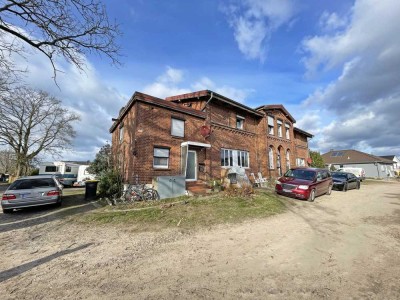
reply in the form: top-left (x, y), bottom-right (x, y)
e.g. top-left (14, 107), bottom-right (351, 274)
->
top-left (85, 180), bottom-right (99, 200)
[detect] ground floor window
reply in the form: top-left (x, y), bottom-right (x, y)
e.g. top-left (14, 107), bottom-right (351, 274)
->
top-left (296, 158), bottom-right (305, 166)
top-left (269, 147), bottom-right (274, 169)
top-left (153, 147), bottom-right (170, 168)
top-left (221, 149), bottom-right (249, 168)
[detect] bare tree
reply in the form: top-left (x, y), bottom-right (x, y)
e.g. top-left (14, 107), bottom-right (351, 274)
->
top-left (0, 147), bottom-right (16, 174)
top-left (0, 86), bottom-right (80, 175)
top-left (0, 0), bottom-right (120, 79)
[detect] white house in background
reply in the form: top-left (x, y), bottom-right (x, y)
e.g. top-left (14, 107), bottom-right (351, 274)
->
top-left (379, 155), bottom-right (400, 175)
top-left (39, 161), bottom-right (92, 186)
top-left (322, 149), bottom-right (396, 178)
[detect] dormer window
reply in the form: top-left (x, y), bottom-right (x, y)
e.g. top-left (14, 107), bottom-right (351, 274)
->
top-left (236, 115), bottom-right (244, 130)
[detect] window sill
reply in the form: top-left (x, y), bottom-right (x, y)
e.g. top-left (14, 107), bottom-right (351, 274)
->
top-left (221, 166), bottom-right (250, 169)
top-left (171, 135), bottom-right (184, 139)
top-left (153, 168), bottom-right (172, 171)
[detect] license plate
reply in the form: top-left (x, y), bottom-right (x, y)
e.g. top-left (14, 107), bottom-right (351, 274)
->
top-left (283, 189), bottom-right (292, 193)
top-left (21, 193), bottom-right (31, 198)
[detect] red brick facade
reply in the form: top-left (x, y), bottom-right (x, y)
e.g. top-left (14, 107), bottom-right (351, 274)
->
top-left (110, 91), bottom-right (312, 185)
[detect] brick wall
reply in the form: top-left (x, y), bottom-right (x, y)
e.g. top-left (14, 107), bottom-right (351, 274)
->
top-left (113, 101), bottom-right (207, 184)
top-left (111, 93), bottom-right (312, 184)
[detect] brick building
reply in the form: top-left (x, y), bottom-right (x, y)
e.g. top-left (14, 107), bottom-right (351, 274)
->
top-left (110, 90), bottom-right (313, 188)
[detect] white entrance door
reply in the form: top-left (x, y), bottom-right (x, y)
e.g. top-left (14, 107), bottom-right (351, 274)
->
top-left (186, 150), bottom-right (197, 181)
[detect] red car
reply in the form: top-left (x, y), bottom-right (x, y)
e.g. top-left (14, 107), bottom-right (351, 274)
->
top-left (275, 168), bottom-right (333, 202)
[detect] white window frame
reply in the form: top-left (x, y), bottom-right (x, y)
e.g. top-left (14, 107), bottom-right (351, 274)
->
top-left (269, 147), bottom-right (274, 169)
top-left (296, 158), bottom-right (305, 167)
top-left (153, 147), bottom-right (170, 169)
top-left (268, 116), bottom-right (274, 135)
top-left (285, 123), bottom-right (290, 140)
top-left (221, 148), bottom-right (249, 168)
top-left (171, 118), bottom-right (185, 137)
top-left (236, 115), bottom-right (245, 130)
top-left (286, 150), bottom-right (290, 170)
top-left (119, 123), bottom-right (124, 143)
top-left (277, 120), bottom-right (283, 138)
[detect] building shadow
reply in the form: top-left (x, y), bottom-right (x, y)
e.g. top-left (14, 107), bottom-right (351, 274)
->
top-left (0, 193), bottom-right (97, 234)
top-left (0, 243), bottom-right (93, 283)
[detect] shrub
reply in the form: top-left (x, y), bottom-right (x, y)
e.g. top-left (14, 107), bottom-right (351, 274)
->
top-left (224, 183), bottom-right (254, 198)
top-left (98, 169), bottom-right (123, 198)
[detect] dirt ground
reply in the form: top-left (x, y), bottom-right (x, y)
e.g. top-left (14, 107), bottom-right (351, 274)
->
top-left (1, 182), bottom-right (399, 299)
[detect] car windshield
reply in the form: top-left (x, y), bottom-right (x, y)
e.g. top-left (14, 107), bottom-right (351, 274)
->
top-left (284, 169), bottom-right (316, 181)
top-left (9, 178), bottom-right (56, 190)
top-left (331, 172), bottom-right (348, 179)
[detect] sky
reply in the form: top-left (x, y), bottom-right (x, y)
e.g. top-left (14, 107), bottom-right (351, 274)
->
top-left (4, 0), bottom-right (400, 161)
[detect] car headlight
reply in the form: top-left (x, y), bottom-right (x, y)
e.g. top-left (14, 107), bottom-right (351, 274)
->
top-left (275, 180), bottom-right (281, 185)
top-left (297, 185), bottom-right (309, 190)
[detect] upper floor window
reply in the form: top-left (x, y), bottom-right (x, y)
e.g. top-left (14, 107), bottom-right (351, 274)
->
top-left (66, 166), bottom-right (72, 172)
top-left (268, 116), bottom-right (274, 135)
top-left (171, 118), bottom-right (184, 137)
top-left (277, 120), bottom-right (283, 137)
top-left (119, 123), bottom-right (124, 143)
top-left (236, 116), bottom-right (244, 130)
top-left (285, 123), bottom-right (290, 139)
top-left (153, 147), bottom-right (170, 169)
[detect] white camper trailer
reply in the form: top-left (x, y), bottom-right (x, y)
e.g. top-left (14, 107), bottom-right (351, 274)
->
top-left (39, 161), bottom-right (90, 186)
top-left (77, 165), bottom-right (95, 183)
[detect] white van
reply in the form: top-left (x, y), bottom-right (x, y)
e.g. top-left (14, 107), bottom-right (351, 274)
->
top-left (337, 167), bottom-right (366, 181)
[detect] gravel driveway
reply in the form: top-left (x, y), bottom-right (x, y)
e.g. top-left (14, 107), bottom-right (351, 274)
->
top-left (0, 181), bottom-right (399, 299)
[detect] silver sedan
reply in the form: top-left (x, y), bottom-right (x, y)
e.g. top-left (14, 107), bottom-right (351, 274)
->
top-left (1, 175), bottom-right (63, 213)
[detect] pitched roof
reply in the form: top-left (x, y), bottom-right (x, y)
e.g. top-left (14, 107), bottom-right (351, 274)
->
top-left (322, 149), bottom-right (394, 164)
top-left (166, 90), bottom-right (264, 117)
top-left (293, 127), bottom-right (313, 138)
top-left (110, 92), bottom-right (206, 133)
top-left (255, 104), bottom-right (296, 123)
top-left (379, 155), bottom-right (396, 161)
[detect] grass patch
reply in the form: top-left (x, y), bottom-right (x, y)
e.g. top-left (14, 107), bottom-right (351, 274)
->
top-left (63, 187), bottom-right (86, 196)
top-left (76, 190), bottom-right (285, 232)
top-left (362, 179), bottom-right (396, 185)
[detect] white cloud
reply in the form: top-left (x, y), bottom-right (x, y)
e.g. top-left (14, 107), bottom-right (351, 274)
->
top-left (222, 0), bottom-right (297, 61)
top-left (143, 67), bottom-right (252, 103)
top-left (143, 66), bottom-right (190, 98)
top-left (319, 11), bottom-right (348, 31)
top-left (302, 0), bottom-right (400, 75)
top-left (1, 32), bottom-right (126, 162)
top-left (158, 66), bottom-right (184, 84)
top-left (191, 77), bottom-right (252, 103)
top-left (301, 0), bottom-right (400, 156)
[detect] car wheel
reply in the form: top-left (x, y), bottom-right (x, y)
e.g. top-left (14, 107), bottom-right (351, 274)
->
top-left (2, 208), bottom-right (13, 214)
top-left (326, 185), bottom-right (332, 195)
top-left (307, 189), bottom-right (316, 202)
top-left (343, 183), bottom-right (348, 192)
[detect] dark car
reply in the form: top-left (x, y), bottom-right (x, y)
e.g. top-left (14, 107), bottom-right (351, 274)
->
top-left (1, 175), bottom-right (63, 213)
top-left (331, 172), bottom-right (360, 191)
top-left (275, 168), bottom-right (333, 202)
